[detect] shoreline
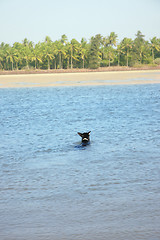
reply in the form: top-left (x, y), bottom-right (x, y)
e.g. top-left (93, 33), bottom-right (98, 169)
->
top-left (0, 69), bottom-right (160, 88)
top-left (1, 66), bottom-right (160, 76)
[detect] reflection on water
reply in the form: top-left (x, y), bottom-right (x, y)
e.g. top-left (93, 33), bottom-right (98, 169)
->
top-left (0, 84), bottom-right (160, 240)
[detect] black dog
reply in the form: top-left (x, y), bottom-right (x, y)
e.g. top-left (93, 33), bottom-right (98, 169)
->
top-left (78, 131), bottom-right (91, 145)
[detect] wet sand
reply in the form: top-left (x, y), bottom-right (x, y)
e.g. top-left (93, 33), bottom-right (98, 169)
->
top-left (0, 70), bottom-right (160, 88)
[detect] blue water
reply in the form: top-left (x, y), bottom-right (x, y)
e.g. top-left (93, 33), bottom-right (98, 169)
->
top-left (0, 84), bottom-right (160, 240)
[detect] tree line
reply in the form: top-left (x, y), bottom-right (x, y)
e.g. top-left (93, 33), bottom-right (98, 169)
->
top-left (0, 31), bottom-right (160, 70)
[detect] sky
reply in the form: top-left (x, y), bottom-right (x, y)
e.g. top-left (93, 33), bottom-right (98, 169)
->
top-left (0, 0), bottom-right (160, 45)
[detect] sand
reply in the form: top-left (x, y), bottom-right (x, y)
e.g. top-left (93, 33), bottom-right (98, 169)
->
top-left (0, 70), bottom-right (160, 88)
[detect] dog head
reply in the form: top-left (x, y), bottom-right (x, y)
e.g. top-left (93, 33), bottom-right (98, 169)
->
top-left (78, 131), bottom-right (91, 144)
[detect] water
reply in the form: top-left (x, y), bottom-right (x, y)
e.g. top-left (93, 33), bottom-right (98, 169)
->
top-left (0, 84), bottom-right (160, 240)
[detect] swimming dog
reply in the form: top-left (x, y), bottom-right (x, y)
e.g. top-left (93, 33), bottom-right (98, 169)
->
top-left (77, 131), bottom-right (91, 145)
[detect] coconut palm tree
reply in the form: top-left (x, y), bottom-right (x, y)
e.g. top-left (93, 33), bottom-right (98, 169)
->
top-left (116, 44), bottom-right (124, 66)
top-left (88, 35), bottom-right (102, 69)
top-left (45, 36), bottom-right (52, 43)
top-left (31, 43), bottom-right (42, 69)
top-left (12, 42), bottom-right (23, 70)
top-left (44, 45), bottom-right (54, 70)
top-left (133, 31), bottom-right (146, 64)
top-left (61, 34), bottom-right (68, 45)
top-left (65, 43), bottom-right (71, 69)
top-left (0, 43), bottom-right (5, 69)
top-left (6, 46), bottom-right (17, 70)
top-left (55, 40), bottom-right (66, 69)
top-left (41, 37), bottom-right (54, 70)
top-left (108, 32), bottom-right (118, 47)
top-left (0, 43), bottom-right (10, 69)
top-left (70, 39), bottom-right (80, 69)
top-left (0, 55), bottom-right (3, 69)
top-left (22, 46), bottom-right (32, 69)
top-left (103, 46), bottom-right (115, 67)
top-left (150, 37), bottom-right (160, 63)
top-left (120, 38), bottom-right (133, 66)
top-left (103, 32), bottom-right (118, 66)
top-left (80, 38), bottom-right (88, 68)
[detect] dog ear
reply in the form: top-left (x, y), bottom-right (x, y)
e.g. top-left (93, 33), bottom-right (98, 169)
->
top-left (88, 131), bottom-right (91, 135)
top-left (78, 132), bottom-right (83, 137)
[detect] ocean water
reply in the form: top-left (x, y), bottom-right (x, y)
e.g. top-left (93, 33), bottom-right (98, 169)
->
top-left (0, 84), bottom-right (160, 240)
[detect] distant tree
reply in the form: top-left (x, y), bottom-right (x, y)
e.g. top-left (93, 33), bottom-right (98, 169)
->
top-left (13, 42), bottom-right (23, 70)
top-left (42, 41), bottom-right (54, 70)
top-left (0, 43), bottom-right (6, 69)
top-left (61, 34), bottom-right (68, 45)
top-left (23, 38), bottom-right (30, 47)
top-left (88, 35), bottom-right (102, 69)
top-left (133, 31), bottom-right (145, 64)
top-left (80, 38), bottom-right (88, 68)
top-left (21, 38), bottom-right (34, 69)
top-left (0, 54), bottom-right (3, 69)
top-left (45, 36), bottom-right (52, 43)
top-left (55, 40), bottom-right (66, 69)
top-left (70, 39), bottom-right (80, 69)
top-left (107, 32), bottom-right (118, 47)
top-left (65, 43), bottom-right (71, 69)
top-left (103, 46), bottom-right (115, 67)
top-left (103, 32), bottom-right (118, 66)
top-left (6, 46), bottom-right (14, 70)
top-left (31, 43), bottom-right (42, 69)
top-left (120, 38), bottom-right (133, 66)
top-left (22, 47), bottom-right (31, 69)
top-left (135, 31), bottom-right (145, 45)
top-left (60, 35), bottom-right (68, 68)
top-left (150, 37), bottom-right (160, 63)
top-left (116, 44), bottom-right (124, 66)
top-left (1, 31), bottom-right (160, 71)
top-left (139, 41), bottom-right (151, 64)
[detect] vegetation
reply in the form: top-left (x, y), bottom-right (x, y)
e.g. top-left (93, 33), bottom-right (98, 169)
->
top-left (0, 31), bottom-right (160, 70)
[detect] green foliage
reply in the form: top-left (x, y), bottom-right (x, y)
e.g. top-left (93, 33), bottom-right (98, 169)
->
top-left (0, 31), bottom-right (160, 70)
top-left (154, 58), bottom-right (160, 65)
top-left (88, 35), bottom-right (102, 69)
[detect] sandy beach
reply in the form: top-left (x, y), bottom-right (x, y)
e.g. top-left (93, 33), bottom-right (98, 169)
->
top-left (0, 70), bottom-right (160, 88)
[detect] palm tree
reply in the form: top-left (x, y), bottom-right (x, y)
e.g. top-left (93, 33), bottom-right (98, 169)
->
top-left (150, 37), bottom-right (160, 63)
top-left (6, 46), bottom-right (17, 70)
top-left (0, 43), bottom-right (10, 69)
top-left (61, 34), bottom-right (68, 45)
top-left (116, 44), bottom-right (124, 66)
top-left (80, 38), bottom-right (88, 68)
top-left (88, 35), bottom-right (102, 69)
top-left (0, 43), bottom-right (5, 69)
top-left (45, 36), bottom-right (52, 43)
top-left (55, 40), bottom-right (66, 69)
top-left (133, 31), bottom-right (145, 63)
top-left (103, 32), bottom-right (118, 66)
top-left (120, 38), bottom-right (133, 66)
top-left (22, 46), bottom-right (32, 69)
top-left (23, 38), bottom-right (29, 47)
top-left (70, 39), bottom-right (80, 69)
top-left (139, 41), bottom-right (151, 64)
top-left (43, 40), bottom-right (55, 70)
top-left (107, 32), bottom-right (118, 47)
top-left (31, 43), bottom-right (42, 69)
top-left (43, 37), bottom-right (54, 69)
top-left (50, 41), bottom-right (58, 69)
top-left (103, 46), bottom-right (115, 67)
top-left (12, 42), bottom-right (23, 70)
top-left (45, 47), bottom-right (54, 70)
top-left (65, 43), bottom-right (71, 69)
top-left (57, 34), bottom-right (68, 68)
top-left (0, 55), bottom-right (3, 69)
top-left (21, 38), bottom-right (34, 69)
